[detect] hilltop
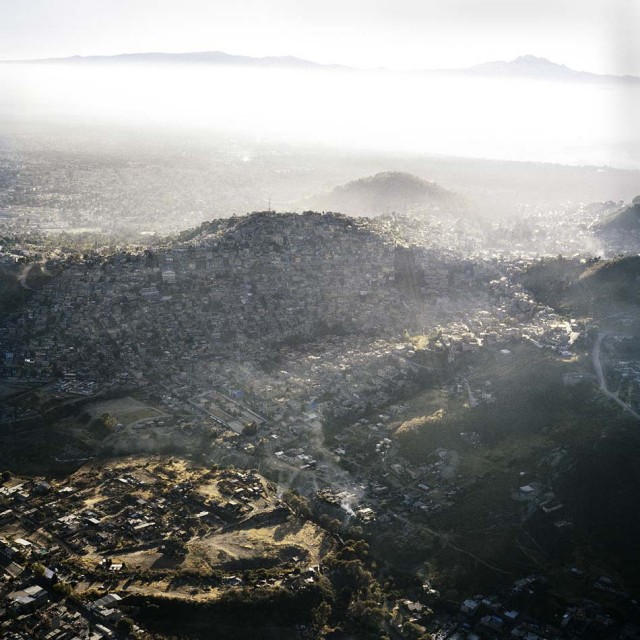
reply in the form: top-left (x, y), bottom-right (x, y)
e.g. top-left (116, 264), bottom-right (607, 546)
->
top-left (461, 54), bottom-right (640, 83)
top-left (574, 256), bottom-right (640, 313)
top-left (177, 209), bottom-right (393, 245)
top-left (402, 54), bottom-right (640, 85)
top-left (469, 55), bottom-right (577, 79)
top-left (306, 172), bottom-right (458, 216)
top-left (596, 195), bottom-right (640, 234)
top-left (520, 254), bottom-right (640, 317)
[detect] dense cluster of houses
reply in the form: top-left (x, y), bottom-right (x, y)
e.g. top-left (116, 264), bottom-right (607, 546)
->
top-left (0, 460), bottom-right (299, 638)
top-left (0, 211), bottom-right (580, 387)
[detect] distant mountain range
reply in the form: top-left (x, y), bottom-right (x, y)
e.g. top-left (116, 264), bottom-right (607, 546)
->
top-left (453, 55), bottom-right (640, 84)
top-left (3, 50), bottom-right (349, 70)
top-left (4, 51), bottom-right (639, 83)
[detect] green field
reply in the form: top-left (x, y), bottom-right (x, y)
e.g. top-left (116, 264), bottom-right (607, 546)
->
top-left (87, 396), bottom-right (167, 426)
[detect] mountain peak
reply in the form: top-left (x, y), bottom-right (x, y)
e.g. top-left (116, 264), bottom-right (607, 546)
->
top-left (512, 55), bottom-right (553, 64)
top-left (464, 55), bottom-right (611, 82)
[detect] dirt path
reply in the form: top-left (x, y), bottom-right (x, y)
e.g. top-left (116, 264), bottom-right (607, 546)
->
top-left (17, 264), bottom-right (34, 290)
top-left (393, 511), bottom-right (513, 576)
top-left (592, 332), bottom-right (640, 420)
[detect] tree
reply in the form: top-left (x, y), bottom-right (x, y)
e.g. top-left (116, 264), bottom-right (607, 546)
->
top-left (339, 540), bottom-right (369, 561)
top-left (346, 525), bottom-right (364, 540)
top-left (116, 616), bottom-right (135, 637)
top-left (348, 599), bottom-right (386, 632)
top-left (242, 421), bottom-right (258, 437)
top-left (100, 412), bottom-right (117, 432)
top-left (162, 537), bottom-right (187, 559)
top-left (53, 581), bottom-right (72, 597)
top-left (326, 556), bottom-right (373, 595)
top-left (402, 621), bottom-right (426, 640)
top-left (282, 490), bottom-right (312, 519)
top-left (328, 519), bottom-right (343, 534)
top-left (1, 470), bottom-right (11, 483)
top-left (311, 601), bottom-right (332, 629)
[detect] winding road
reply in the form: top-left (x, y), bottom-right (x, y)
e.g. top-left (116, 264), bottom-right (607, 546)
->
top-left (592, 332), bottom-right (640, 420)
top-left (17, 264), bottom-right (34, 290)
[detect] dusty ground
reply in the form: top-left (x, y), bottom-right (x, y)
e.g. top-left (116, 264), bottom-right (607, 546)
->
top-left (53, 456), bottom-right (333, 602)
top-left (87, 396), bottom-right (168, 425)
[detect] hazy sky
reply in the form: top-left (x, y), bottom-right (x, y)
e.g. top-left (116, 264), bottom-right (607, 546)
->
top-left (1, 0), bottom-right (639, 75)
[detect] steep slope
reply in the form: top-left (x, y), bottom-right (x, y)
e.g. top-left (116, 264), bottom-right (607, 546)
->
top-left (572, 256), bottom-right (640, 313)
top-left (520, 254), bottom-right (640, 317)
top-left (596, 195), bottom-right (640, 234)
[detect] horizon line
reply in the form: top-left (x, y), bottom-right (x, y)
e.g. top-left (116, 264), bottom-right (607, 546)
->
top-left (2, 50), bottom-right (638, 81)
